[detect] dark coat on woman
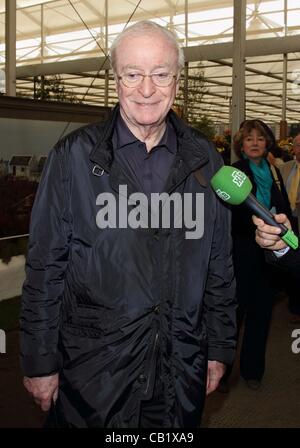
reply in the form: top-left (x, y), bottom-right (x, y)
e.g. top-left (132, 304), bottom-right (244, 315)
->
top-left (230, 157), bottom-right (292, 381)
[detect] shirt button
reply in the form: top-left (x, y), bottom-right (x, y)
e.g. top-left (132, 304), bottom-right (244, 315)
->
top-left (138, 374), bottom-right (147, 384)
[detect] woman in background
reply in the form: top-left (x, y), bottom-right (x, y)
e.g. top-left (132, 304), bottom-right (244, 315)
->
top-left (221, 120), bottom-right (292, 391)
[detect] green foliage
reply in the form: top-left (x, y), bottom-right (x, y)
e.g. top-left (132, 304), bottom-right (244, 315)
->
top-left (176, 63), bottom-right (209, 123)
top-left (191, 115), bottom-right (216, 140)
top-left (34, 74), bottom-right (78, 103)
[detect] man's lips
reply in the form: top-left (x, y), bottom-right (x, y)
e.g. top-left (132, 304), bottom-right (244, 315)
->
top-left (135, 103), bottom-right (157, 106)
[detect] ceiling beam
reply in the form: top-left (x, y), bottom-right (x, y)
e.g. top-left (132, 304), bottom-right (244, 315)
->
top-left (209, 58), bottom-right (297, 85)
top-left (185, 35), bottom-right (300, 61)
top-left (20, 9), bottom-right (45, 29)
top-left (16, 34), bottom-right (300, 78)
top-left (81, 0), bottom-right (105, 22)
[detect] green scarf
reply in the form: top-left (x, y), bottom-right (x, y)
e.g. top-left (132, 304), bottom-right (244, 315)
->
top-left (248, 158), bottom-right (273, 209)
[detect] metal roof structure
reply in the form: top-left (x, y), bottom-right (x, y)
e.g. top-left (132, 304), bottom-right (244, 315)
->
top-left (0, 0), bottom-right (300, 130)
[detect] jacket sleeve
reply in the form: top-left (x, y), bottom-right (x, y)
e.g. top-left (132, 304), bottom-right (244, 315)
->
top-left (20, 144), bottom-right (71, 377)
top-left (265, 248), bottom-right (300, 278)
top-left (203, 157), bottom-right (237, 365)
top-left (274, 167), bottom-right (294, 221)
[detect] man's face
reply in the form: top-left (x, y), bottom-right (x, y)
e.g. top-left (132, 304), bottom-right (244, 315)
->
top-left (114, 32), bottom-right (179, 131)
top-left (293, 135), bottom-right (300, 162)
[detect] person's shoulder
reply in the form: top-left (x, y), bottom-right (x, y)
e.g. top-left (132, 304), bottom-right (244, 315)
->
top-left (189, 126), bottom-right (212, 145)
top-left (279, 158), bottom-right (294, 175)
top-left (54, 121), bottom-right (106, 152)
top-left (232, 158), bottom-right (246, 169)
top-left (186, 125), bottom-right (219, 158)
top-left (189, 127), bottom-right (226, 171)
top-left (168, 111), bottom-right (223, 172)
top-left (49, 120), bottom-right (113, 167)
top-left (271, 158), bottom-right (285, 169)
top-left (282, 158), bottom-right (294, 168)
top-left (169, 111), bottom-right (214, 150)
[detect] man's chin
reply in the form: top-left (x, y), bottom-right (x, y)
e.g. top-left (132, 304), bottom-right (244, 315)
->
top-left (134, 114), bottom-right (162, 127)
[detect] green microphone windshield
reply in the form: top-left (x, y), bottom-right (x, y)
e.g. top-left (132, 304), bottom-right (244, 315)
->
top-left (210, 165), bottom-right (252, 205)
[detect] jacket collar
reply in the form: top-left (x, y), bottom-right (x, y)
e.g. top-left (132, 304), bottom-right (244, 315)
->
top-left (89, 104), bottom-right (119, 172)
top-left (89, 104), bottom-right (209, 193)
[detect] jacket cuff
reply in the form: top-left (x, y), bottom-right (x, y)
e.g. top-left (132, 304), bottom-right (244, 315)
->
top-left (20, 353), bottom-right (61, 378)
top-left (208, 348), bottom-right (236, 365)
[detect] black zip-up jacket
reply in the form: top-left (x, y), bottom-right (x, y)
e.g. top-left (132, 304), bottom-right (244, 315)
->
top-left (20, 105), bottom-right (236, 428)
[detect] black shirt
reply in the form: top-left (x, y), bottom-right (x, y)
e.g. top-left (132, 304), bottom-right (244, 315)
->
top-left (112, 113), bottom-right (177, 198)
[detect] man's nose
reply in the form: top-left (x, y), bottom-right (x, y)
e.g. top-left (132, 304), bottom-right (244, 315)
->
top-left (138, 76), bottom-right (156, 96)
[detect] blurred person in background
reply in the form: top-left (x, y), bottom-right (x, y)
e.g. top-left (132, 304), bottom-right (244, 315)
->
top-left (280, 134), bottom-right (300, 233)
top-left (278, 134), bottom-right (300, 323)
top-left (218, 119), bottom-right (293, 393)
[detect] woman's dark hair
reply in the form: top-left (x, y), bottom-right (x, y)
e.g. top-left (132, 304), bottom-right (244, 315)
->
top-left (233, 119), bottom-right (276, 159)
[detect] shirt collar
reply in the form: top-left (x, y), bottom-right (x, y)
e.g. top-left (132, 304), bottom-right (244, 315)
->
top-left (158, 120), bottom-right (177, 154)
top-left (113, 113), bottom-right (138, 149)
top-left (113, 112), bottom-right (177, 155)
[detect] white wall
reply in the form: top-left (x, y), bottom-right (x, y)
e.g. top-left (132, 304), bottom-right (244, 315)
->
top-left (0, 256), bottom-right (25, 302)
top-left (0, 118), bottom-right (85, 160)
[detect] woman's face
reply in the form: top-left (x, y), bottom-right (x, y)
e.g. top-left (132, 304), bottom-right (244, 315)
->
top-left (242, 128), bottom-right (267, 163)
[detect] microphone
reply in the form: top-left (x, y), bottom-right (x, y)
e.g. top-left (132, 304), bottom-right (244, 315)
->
top-left (210, 165), bottom-right (298, 250)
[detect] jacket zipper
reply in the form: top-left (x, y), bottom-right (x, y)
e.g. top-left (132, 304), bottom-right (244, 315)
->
top-left (144, 331), bottom-right (159, 396)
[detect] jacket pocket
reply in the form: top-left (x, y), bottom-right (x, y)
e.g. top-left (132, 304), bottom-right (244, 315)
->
top-left (63, 304), bottom-right (123, 337)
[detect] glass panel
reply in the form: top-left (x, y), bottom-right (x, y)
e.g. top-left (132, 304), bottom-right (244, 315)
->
top-left (0, 116), bottom-right (80, 300)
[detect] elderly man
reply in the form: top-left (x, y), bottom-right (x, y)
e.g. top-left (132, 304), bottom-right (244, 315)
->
top-left (20, 21), bottom-right (236, 428)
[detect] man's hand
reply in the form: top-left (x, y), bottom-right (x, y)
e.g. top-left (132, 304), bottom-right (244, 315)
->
top-left (252, 214), bottom-right (291, 251)
top-left (206, 360), bottom-right (226, 395)
top-left (23, 373), bottom-right (59, 412)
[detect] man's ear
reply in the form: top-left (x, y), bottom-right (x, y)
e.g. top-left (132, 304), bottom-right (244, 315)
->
top-left (113, 74), bottom-right (120, 91)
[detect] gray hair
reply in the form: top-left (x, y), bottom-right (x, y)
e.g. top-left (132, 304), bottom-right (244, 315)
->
top-left (109, 20), bottom-right (185, 74)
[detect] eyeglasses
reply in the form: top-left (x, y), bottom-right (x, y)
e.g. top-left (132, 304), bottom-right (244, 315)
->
top-left (117, 72), bottom-right (177, 88)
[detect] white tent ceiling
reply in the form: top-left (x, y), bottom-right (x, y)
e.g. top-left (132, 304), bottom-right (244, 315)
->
top-left (0, 0), bottom-right (300, 127)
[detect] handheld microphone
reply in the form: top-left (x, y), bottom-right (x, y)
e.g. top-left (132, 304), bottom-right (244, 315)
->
top-left (210, 165), bottom-right (298, 250)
